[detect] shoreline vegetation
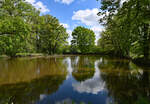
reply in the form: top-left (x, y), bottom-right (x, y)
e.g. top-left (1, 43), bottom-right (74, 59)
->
top-left (0, 0), bottom-right (150, 66)
top-left (1, 53), bottom-right (150, 67)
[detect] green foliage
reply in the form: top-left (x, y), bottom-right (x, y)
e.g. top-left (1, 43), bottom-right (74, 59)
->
top-left (130, 41), bottom-right (144, 59)
top-left (37, 15), bottom-right (68, 54)
top-left (0, 17), bottom-right (31, 56)
top-left (97, 0), bottom-right (150, 59)
top-left (135, 97), bottom-right (150, 104)
top-left (71, 26), bottom-right (95, 54)
top-left (86, 45), bottom-right (102, 54)
top-left (62, 45), bottom-right (71, 54)
top-left (0, 0), bottom-right (68, 56)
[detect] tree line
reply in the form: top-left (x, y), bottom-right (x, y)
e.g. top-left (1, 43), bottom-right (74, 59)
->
top-left (0, 0), bottom-right (70, 56)
top-left (0, 0), bottom-right (97, 57)
top-left (97, 0), bottom-right (150, 60)
top-left (1, 0), bottom-right (149, 61)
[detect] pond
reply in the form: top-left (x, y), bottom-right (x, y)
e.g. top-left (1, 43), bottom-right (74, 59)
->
top-left (0, 55), bottom-right (149, 104)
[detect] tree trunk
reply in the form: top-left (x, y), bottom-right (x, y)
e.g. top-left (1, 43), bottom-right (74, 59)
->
top-left (53, 42), bottom-right (58, 54)
top-left (143, 23), bottom-right (149, 60)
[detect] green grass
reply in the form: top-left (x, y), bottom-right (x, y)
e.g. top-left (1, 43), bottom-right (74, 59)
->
top-left (15, 53), bottom-right (44, 57)
top-left (0, 55), bottom-right (8, 58)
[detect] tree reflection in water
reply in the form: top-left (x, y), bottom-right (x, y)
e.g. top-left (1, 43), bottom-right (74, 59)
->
top-left (0, 75), bottom-right (66, 104)
top-left (99, 57), bottom-right (150, 104)
top-left (0, 56), bottom-right (149, 104)
top-left (0, 57), bottom-right (68, 104)
top-left (71, 56), bottom-right (95, 82)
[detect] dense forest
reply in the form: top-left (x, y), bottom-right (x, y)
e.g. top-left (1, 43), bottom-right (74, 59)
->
top-left (0, 0), bottom-right (150, 61)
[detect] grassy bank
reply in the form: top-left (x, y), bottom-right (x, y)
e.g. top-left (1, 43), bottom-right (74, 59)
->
top-left (0, 55), bottom-right (8, 58)
top-left (0, 53), bottom-right (80, 58)
top-left (15, 53), bottom-right (44, 57)
top-left (0, 53), bottom-right (44, 58)
top-left (1, 53), bottom-right (150, 67)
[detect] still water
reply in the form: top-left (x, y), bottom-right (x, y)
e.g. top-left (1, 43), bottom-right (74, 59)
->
top-left (0, 55), bottom-right (149, 104)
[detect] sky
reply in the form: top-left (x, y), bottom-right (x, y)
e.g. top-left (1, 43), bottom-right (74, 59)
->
top-left (26, 0), bottom-right (104, 44)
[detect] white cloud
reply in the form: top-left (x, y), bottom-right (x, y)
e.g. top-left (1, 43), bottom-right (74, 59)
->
top-left (55, 0), bottom-right (74, 5)
top-left (67, 29), bottom-right (72, 44)
top-left (91, 26), bottom-right (103, 34)
top-left (72, 8), bottom-right (100, 26)
top-left (91, 26), bottom-right (104, 44)
top-left (61, 23), bottom-right (70, 28)
top-left (34, 1), bottom-right (50, 13)
top-left (26, 0), bottom-right (36, 4)
top-left (72, 8), bottom-right (104, 44)
top-left (61, 23), bottom-right (72, 44)
top-left (25, 0), bottom-right (50, 13)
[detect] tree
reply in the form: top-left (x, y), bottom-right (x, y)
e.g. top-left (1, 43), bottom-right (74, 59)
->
top-left (0, 0), bottom-right (40, 56)
top-left (71, 26), bottom-right (95, 54)
top-left (0, 0), bottom-right (69, 56)
top-left (0, 17), bottom-right (31, 56)
top-left (97, 0), bottom-right (150, 59)
top-left (37, 15), bottom-right (68, 54)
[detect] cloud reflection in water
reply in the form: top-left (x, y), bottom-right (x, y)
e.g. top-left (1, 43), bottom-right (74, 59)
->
top-left (72, 60), bottom-right (106, 94)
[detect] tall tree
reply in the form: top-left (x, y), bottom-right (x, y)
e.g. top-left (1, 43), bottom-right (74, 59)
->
top-left (0, 17), bottom-right (31, 56)
top-left (71, 26), bottom-right (95, 54)
top-left (0, 0), bottom-right (40, 56)
top-left (37, 15), bottom-right (68, 54)
top-left (0, 0), bottom-right (69, 56)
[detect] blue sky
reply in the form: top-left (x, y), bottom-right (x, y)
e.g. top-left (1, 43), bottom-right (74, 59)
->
top-left (26, 0), bottom-right (103, 44)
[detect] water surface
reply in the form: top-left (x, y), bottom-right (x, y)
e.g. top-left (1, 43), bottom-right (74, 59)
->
top-left (0, 55), bottom-right (149, 104)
